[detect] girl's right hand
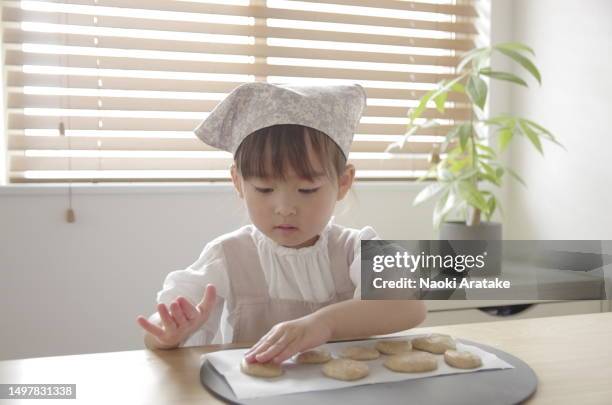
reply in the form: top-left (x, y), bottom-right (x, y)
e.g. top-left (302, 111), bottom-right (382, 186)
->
top-left (136, 284), bottom-right (217, 348)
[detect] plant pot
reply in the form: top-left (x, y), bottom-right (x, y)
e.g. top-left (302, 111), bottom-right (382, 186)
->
top-left (436, 221), bottom-right (503, 276)
top-left (439, 221), bottom-right (502, 240)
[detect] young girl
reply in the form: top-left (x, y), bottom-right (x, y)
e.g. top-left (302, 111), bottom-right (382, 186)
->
top-left (136, 82), bottom-right (426, 365)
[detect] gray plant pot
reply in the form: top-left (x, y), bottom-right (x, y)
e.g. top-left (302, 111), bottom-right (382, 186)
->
top-left (439, 221), bottom-right (503, 240)
top-left (436, 221), bottom-right (503, 276)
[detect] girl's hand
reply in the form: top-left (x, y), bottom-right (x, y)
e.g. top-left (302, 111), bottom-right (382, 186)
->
top-left (243, 314), bottom-right (333, 364)
top-left (136, 284), bottom-right (217, 348)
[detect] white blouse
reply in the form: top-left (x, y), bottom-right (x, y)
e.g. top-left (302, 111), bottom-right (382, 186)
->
top-left (150, 217), bottom-right (380, 346)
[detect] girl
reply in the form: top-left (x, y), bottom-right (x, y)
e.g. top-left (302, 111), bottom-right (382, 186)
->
top-left (136, 82), bottom-right (426, 365)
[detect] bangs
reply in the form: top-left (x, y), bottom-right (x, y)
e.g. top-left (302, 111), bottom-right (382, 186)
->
top-left (234, 124), bottom-right (346, 182)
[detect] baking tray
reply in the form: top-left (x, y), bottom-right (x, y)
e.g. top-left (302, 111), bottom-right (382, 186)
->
top-left (200, 339), bottom-right (537, 405)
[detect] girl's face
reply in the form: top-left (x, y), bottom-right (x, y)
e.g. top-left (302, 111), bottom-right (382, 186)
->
top-left (231, 148), bottom-right (354, 249)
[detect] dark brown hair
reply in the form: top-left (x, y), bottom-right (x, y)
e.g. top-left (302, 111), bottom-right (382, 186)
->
top-left (234, 124), bottom-right (347, 182)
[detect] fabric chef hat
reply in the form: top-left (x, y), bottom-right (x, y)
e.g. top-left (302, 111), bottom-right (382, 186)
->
top-left (193, 82), bottom-right (367, 159)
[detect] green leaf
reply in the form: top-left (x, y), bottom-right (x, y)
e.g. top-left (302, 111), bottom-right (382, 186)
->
top-left (477, 152), bottom-right (495, 161)
top-left (522, 118), bottom-right (566, 150)
top-left (433, 188), bottom-right (461, 229)
top-left (475, 143), bottom-right (497, 157)
top-left (449, 158), bottom-right (469, 174)
top-left (479, 68), bottom-right (528, 87)
top-left (457, 181), bottom-right (489, 212)
top-left (457, 47), bottom-right (490, 72)
top-left (479, 172), bottom-right (501, 186)
top-left (484, 115), bottom-right (514, 127)
top-left (414, 182), bottom-right (448, 206)
top-left (479, 161), bottom-right (496, 177)
top-left (457, 167), bottom-right (479, 181)
top-left (486, 196), bottom-right (497, 220)
top-left (494, 42), bottom-right (535, 56)
top-left (442, 122), bottom-right (471, 151)
top-left (466, 75), bottom-right (488, 110)
top-left (474, 51), bottom-right (491, 71)
top-left (496, 48), bottom-right (541, 84)
top-left (506, 166), bottom-right (527, 187)
top-left (434, 91), bottom-right (448, 113)
top-left (518, 120), bottom-right (543, 154)
top-left (459, 125), bottom-right (471, 152)
top-left (451, 82), bottom-right (465, 93)
top-left (521, 118), bottom-right (551, 135)
top-left (431, 74), bottom-right (468, 101)
top-left (498, 127), bottom-right (514, 152)
top-left (408, 89), bottom-right (435, 122)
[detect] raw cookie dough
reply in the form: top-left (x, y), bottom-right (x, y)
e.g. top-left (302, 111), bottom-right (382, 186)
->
top-left (322, 359), bottom-right (369, 381)
top-left (412, 334), bottom-right (456, 354)
top-left (339, 345), bottom-right (380, 360)
top-left (375, 339), bottom-right (412, 355)
top-left (444, 350), bottom-right (482, 369)
top-left (240, 357), bottom-right (284, 378)
top-left (295, 348), bottom-right (332, 364)
top-left (383, 351), bottom-right (438, 373)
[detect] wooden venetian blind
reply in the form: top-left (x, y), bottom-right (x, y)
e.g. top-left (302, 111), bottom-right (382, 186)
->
top-left (2, 0), bottom-right (477, 183)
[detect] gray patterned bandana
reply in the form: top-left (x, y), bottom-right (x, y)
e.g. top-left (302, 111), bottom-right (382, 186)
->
top-left (194, 82), bottom-right (367, 158)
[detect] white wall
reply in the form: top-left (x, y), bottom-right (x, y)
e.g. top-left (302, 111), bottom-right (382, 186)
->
top-left (503, 0), bottom-right (612, 239)
top-left (0, 183), bottom-right (436, 360)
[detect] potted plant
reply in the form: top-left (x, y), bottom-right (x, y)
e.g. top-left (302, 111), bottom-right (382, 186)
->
top-left (387, 42), bottom-right (563, 241)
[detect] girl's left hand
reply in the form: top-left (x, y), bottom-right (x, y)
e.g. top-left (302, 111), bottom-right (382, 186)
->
top-left (243, 314), bottom-right (333, 364)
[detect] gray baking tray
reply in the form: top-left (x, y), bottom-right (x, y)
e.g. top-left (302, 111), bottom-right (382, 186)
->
top-left (200, 339), bottom-right (537, 405)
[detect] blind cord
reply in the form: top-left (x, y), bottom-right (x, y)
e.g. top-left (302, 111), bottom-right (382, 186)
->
top-left (61, 10), bottom-right (75, 223)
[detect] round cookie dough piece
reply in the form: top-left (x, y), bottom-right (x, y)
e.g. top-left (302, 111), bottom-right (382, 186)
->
top-left (412, 334), bottom-right (456, 354)
top-left (375, 339), bottom-right (412, 355)
top-left (322, 359), bottom-right (369, 381)
top-left (295, 348), bottom-right (332, 364)
top-left (339, 345), bottom-right (380, 361)
top-left (444, 350), bottom-right (482, 369)
top-left (240, 357), bottom-right (283, 378)
top-left (383, 351), bottom-right (438, 373)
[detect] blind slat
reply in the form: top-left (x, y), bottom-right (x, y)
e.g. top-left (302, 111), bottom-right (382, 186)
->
top-left (5, 50), bottom-right (458, 84)
top-left (294, 0), bottom-right (478, 17)
top-left (6, 70), bottom-right (469, 102)
top-left (9, 134), bottom-right (441, 154)
top-left (8, 113), bottom-right (454, 135)
top-left (3, 9), bottom-right (474, 50)
top-left (9, 171), bottom-right (430, 182)
top-left (4, 27), bottom-right (462, 67)
top-left (3, 0), bottom-right (476, 34)
top-left (7, 93), bottom-right (471, 120)
top-left (10, 155), bottom-right (431, 172)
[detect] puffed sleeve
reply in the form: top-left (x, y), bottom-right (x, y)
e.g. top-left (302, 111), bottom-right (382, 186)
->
top-left (349, 226), bottom-right (381, 299)
top-left (149, 240), bottom-right (229, 347)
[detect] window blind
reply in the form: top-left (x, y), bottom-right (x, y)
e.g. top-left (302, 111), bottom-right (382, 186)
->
top-left (2, 0), bottom-right (478, 183)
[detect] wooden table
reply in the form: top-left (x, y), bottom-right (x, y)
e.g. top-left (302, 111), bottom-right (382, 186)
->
top-left (1, 312), bottom-right (610, 404)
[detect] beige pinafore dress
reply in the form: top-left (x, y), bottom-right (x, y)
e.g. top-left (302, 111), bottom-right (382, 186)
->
top-left (221, 225), bottom-right (356, 343)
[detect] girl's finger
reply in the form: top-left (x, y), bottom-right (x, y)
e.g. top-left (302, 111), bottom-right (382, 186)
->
top-left (245, 328), bottom-right (274, 356)
top-left (170, 301), bottom-right (188, 328)
top-left (177, 297), bottom-right (198, 321)
top-left (245, 327), bottom-right (283, 361)
top-left (272, 339), bottom-right (303, 364)
top-left (255, 333), bottom-right (295, 363)
top-left (196, 284), bottom-right (217, 322)
top-left (136, 316), bottom-right (164, 338)
top-left (157, 303), bottom-right (177, 331)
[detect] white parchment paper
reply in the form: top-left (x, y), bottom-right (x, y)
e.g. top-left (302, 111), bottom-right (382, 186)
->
top-left (201, 336), bottom-right (514, 400)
